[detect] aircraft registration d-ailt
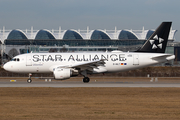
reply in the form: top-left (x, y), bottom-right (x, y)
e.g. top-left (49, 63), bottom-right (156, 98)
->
top-left (3, 22), bottom-right (175, 83)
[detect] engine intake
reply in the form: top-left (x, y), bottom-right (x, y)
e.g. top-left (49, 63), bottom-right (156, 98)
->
top-left (53, 68), bottom-right (72, 80)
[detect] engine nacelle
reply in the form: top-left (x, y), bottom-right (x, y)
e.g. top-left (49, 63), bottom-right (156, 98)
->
top-left (53, 68), bottom-right (72, 80)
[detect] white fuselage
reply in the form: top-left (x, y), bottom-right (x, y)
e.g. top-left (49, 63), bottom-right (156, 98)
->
top-left (3, 52), bottom-right (175, 74)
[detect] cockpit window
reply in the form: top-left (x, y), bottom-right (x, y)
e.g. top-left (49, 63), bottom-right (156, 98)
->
top-left (11, 58), bottom-right (20, 62)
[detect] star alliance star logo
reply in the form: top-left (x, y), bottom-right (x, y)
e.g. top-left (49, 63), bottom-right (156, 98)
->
top-left (149, 35), bottom-right (164, 50)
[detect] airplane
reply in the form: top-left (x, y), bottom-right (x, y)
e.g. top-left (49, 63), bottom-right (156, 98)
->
top-left (3, 22), bottom-right (175, 83)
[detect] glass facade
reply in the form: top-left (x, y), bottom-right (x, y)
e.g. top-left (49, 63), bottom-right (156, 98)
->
top-left (146, 30), bottom-right (154, 39)
top-left (119, 30), bottom-right (138, 39)
top-left (63, 30), bottom-right (83, 40)
top-left (4, 40), bottom-right (30, 45)
top-left (35, 30), bottom-right (55, 40)
top-left (4, 39), bottom-right (146, 47)
top-left (7, 29), bottom-right (28, 40)
top-left (91, 30), bottom-right (110, 40)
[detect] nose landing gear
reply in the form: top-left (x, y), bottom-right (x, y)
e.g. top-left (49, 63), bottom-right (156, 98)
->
top-left (27, 79), bottom-right (32, 83)
top-left (27, 73), bottom-right (32, 83)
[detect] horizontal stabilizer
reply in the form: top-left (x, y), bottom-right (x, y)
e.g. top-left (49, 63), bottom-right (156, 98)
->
top-left (151, 54), bottom-right (175, 61)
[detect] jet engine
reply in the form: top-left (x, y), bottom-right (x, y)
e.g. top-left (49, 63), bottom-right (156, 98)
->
top-left (53, 68), bottom-right (79, 80)
top-left (53, 68), bottom-right (72, 80)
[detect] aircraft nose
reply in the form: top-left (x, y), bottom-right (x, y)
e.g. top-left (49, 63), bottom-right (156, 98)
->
top-left (3, 63), bottom-right (10, 71)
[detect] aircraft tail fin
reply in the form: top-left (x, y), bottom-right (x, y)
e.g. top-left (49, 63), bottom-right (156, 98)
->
top-left (136, 22), bottom-right (172, 53)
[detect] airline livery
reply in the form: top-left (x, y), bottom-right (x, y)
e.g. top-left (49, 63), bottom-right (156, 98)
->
top-left (3, 22), bottom-right (175, 83)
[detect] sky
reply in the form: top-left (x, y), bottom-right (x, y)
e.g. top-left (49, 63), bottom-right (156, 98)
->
top-left (0, 0), bottom-right (179, 40)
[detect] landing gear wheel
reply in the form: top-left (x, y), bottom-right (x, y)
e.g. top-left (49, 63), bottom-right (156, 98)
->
top-left (27, 73), bottom-right (32, 83)
top-left (83, 77), bottom-right (90, 83)
top-left (27, 79), bottom-right (32, 83)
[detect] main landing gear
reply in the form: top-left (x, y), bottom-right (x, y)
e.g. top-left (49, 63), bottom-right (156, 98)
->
top-left (83, 77), bottom-right (90, 83)
top-left (27, 73), bottom-right (32, 83)
top-left (81, 70), bottom-right (90, 83)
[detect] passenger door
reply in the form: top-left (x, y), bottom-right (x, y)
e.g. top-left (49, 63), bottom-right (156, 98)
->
top-left (133, 55), bottom-right (139, 65)
top-left (26, 55), bottom-right (32, 66)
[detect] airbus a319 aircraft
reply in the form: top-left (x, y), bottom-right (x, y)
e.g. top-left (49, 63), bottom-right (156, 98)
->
top-left (3, 22), bottom-right (175, 83)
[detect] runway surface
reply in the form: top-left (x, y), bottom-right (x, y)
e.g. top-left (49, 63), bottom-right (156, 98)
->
top-left (0, 81), bottom-right (180, 87)
top-left (0, 77), bottom-right (180, 87)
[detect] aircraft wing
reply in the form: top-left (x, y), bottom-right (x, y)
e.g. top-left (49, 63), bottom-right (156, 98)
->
top-left (70, 59), bottom-right (106, 71)
top-left (50, 59), bottom-right (106, 72)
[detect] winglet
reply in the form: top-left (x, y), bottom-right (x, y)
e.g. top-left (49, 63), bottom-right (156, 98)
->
top-left (136, 22), bottom-right (172, 53)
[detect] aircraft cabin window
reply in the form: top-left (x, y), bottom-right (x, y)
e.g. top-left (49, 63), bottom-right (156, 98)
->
top-left (11, 58), bottom-right (20, 62)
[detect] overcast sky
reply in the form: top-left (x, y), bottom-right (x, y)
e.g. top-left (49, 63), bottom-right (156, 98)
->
top-left (0, 0), bottom-right (179, 40)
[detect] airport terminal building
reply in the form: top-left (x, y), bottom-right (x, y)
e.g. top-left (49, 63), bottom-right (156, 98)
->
top-left (0, 27), bottom-right (178, 64)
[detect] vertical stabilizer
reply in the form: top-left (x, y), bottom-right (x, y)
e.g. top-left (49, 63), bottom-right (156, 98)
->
top-left (136, 22), bottom-right (172, 53)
